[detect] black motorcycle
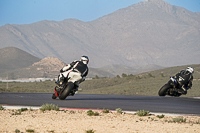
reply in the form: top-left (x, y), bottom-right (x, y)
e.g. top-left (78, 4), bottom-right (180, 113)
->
top-left (158, 77), bottom-right (189, 97)
top-left (52, 77), bottom-right (78, 100)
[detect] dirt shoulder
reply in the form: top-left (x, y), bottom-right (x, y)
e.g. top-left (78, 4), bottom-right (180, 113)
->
top-left (0, 109), bottom-right (200, 133)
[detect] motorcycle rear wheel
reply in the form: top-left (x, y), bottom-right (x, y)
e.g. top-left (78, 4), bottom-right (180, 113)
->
top-left (158, 84), bottom-right (170, 96)
top-left (59, 82), bottom-right (74, 100)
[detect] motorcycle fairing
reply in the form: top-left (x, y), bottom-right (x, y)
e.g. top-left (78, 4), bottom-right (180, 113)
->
top-left (54, 87), bottom-right (59, 97)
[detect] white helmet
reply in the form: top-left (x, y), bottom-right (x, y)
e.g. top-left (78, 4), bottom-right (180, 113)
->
top-left (80, 55), bottom-right (89, 64)
top-left (186, 67), bottom-right (194, 74)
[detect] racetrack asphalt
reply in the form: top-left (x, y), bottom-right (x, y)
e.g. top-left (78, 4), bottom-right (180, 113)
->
top-left (0, 92), bottom-right (200, 116)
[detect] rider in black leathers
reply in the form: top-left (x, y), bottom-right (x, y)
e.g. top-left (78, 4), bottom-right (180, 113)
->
top-left (172, 67), bottom-right (194, 94)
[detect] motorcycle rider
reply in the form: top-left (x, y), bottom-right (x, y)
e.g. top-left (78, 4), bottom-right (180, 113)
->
top-left (55, 55), bottom-right (89, 95)
top-left (172, 67), bottom-right (194, 94)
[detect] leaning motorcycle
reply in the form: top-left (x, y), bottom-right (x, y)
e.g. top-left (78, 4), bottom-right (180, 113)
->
top-left (158, 77), bottom-right (189, 97)
top-left (52, 77), bottom-right (78, 100)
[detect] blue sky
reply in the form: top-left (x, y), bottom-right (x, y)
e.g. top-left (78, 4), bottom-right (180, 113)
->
top-left (0, 0), bottom-right (200, 27)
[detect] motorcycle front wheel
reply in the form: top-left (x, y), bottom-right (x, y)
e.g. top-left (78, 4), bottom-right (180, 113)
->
top-left (59, 82), bottom-right (74, 100)
top-left (52, 93), bottom-right (57, 99)
top-left (158, 84), bottom-right (170, 96)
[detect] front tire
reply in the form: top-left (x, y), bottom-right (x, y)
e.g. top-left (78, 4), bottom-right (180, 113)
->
top-left (158, 84), bottom-right (170, 96)
top-left (59, 82), bottom-right (74, 100)
top-left (52, 94), bottom-right (57, 99)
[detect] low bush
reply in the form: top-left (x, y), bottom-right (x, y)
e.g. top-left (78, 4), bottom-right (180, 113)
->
top-left (26, 129), bottom-right (34, 133)
top-left (0, 105), bottom-right (4, 110)
top-left (86, 129), bottom-right (95, 133)
top-left (172, 117), bottom-right (186, 123)
top-left (136, 110), bottom-right (149, 116)
top-left (196, 120), bottom-right (200, 124)
top-left (20, 108), bottom-right (28, 112)
top-left (116, 108), bottom-right (123, 114)
top-left (87, 110), bottom-right (99, 116)
top-left (40, 103), bottom-right (59, 111)
top-left (69, 110), bottom-right (75, 114)
top-left (157, 114), bottom-right (165, 118)
top-left (102, 109), bottom-right (109, 113)
top-left (15, 129), bottom-right (20, 133)
top-left (14, 108), bottom-right (28, 115)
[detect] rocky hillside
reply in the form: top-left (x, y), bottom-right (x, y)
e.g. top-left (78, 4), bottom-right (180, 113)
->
top-left (0, 57), bottom-right (65, 79)
top-left (0, 47), bottom-right (40, 73)
top-left (0, 0), bottom-right (199, 68)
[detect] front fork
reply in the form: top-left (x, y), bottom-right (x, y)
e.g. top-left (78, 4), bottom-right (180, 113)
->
top-left (54, 83), bottom-right (66, 97)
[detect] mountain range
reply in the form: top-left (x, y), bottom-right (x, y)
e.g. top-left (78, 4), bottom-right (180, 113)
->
top-left (0, 47), bottom-right (164, 79)
top-left (0, 0), bottom-right (200, 68)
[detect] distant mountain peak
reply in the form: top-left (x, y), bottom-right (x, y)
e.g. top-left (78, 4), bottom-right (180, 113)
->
top-left (145, 0), bottom-right (172, 10)
top-left (147, 0), bottom-right (168, 4)
top-left (0, 1), bottom-right (199, 68)
top-left (148, 0), bottom-right (164, 2)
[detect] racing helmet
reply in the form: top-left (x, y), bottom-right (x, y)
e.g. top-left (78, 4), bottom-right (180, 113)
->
top-left (186, 67), bottom-right (194, 74)
top-left (80, 55), bottom-right (89, 64)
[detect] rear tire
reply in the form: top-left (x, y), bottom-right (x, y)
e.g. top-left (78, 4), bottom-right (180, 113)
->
top-left (59, 82), bottom-right (74, 100)
top-left (158, 84), bottom-right (170, 96)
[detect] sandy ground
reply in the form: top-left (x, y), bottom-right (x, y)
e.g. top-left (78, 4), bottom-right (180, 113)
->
top-left (0, 109), bottom-right (200, 133)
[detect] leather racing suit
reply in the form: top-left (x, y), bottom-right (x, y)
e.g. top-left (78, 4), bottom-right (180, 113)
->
top-left (173, 70), bottom-right (193, 94)
top-left (57, 60), bottom-right (89, 89)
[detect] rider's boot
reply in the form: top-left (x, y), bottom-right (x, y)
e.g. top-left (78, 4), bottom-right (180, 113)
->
top-left (69, 85), bottom-right (79, 96)
top-left (75, 85), bottom-right (79, 91)
top-left (178, 86), bottom-right (187, 95)
top-left (55, 74), bottom-right (65, 86)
